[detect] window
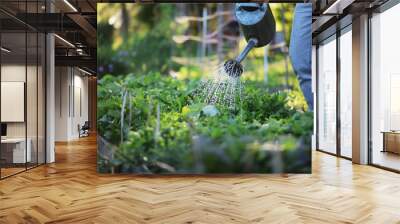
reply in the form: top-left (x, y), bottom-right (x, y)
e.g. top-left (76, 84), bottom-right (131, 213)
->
top-left (339, 28), bottom-right (352, 158)
top-left (0, 1), bottom-right (46, 179)
top-left (317, 36), bottom-right (337, 154)
top-left (370, 3), bottom-right (400, 171)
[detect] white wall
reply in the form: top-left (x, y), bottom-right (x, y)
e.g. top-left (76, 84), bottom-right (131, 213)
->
top-left (1, 63), bottom-right (46, 164)
top-left (1, 65), bottom-right (26, 139)
top-left (55, 67), bottom-right (69, 141)
top-left (1, 65), bottom-right (41, 138)
top-left (55, 67), bottom-right (89, 141)
top-left (72, 72), bottom-right (89, 138)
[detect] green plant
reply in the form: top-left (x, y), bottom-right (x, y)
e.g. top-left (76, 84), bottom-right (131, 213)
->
top-left (98, 73), bottom-right (312, 173)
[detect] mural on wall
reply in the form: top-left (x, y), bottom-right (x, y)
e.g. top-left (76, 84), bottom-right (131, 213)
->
top-left (97, 3), bottom-right (313, 174)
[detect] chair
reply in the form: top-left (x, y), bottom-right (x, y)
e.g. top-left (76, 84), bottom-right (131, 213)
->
top-left (79, 121), bottom-right (90, 138)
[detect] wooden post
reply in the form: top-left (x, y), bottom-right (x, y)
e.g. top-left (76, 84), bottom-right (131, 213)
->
top-left (201, 7), bottom-right (207, 62)
top-left (217, 3), bottom-right (224, 63)
top-left (264, 46), bottom-right (269, 84)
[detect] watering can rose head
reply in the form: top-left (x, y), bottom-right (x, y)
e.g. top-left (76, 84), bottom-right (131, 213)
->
top-left (223, 59), bottom-right (243, 78)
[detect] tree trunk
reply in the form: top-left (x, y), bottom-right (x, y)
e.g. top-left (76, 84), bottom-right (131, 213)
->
top-left (120, 4), bottom-right (129, 41)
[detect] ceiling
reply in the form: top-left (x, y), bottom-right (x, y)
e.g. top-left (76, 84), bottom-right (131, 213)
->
top-left (0, 0), bottom-right (97, 74)
top-left (312, 0), bottom-right (390, 42)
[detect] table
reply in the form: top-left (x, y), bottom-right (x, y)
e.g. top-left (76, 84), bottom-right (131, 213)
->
top-left (1, 138), bottom-right (31, 163)
top-left (381, 131), bottom-right (400, 154)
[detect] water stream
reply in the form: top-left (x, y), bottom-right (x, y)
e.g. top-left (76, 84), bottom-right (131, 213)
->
top-left (194, 63), bottom-right (243, 111)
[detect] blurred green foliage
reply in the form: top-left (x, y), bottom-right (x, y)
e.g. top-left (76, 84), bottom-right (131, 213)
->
top-left (98, 4), bottom-right (178, 75)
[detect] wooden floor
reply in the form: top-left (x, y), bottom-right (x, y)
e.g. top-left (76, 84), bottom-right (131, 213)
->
top-left (1, 167), bottom-right (26, 178)
top-left (1, 135), bottom-right (400, 224)
top-left (372, 150), bottom-right (400, 171)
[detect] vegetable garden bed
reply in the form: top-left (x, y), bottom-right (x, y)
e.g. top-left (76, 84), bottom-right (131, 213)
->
top-left (98, 73), bottom-right (312, 174)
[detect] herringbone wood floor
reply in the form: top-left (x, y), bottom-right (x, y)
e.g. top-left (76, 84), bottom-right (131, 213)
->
top-left (1, 135), bottom-right (400, 224)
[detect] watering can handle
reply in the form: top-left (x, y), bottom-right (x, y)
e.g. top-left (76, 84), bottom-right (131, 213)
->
top-left (236, 3), bottom-right (263, 12)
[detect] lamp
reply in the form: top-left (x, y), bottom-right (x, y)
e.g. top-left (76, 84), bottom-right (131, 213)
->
top-left (54, 34), bottom-right (75, 48)
top-left (1, 47), bottom-right (11, 53)
top-left (63, 0), bottom-right (78, 12)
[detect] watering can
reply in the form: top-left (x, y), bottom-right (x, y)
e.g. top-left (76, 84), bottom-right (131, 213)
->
top-left (234, 3), bottom-right (276, 63)
top-left (223, 3), bottom-right (276, 77)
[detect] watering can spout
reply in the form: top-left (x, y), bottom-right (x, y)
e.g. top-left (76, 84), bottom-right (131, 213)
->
top-left (223, 3), bottom-right (276, 78)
